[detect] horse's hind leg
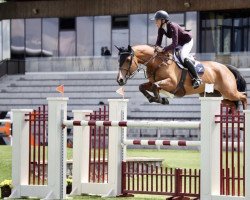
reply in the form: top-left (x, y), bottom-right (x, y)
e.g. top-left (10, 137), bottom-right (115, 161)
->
top-left (223, 91), bottom-right (248, 110)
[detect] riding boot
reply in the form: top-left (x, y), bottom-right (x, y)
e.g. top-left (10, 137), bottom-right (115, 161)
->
top-left (184, 58), bottom-right (202, 89)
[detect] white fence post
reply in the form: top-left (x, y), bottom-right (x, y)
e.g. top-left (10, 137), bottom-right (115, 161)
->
top-left (244, 110), bottom-right (250, 200)
top-left (71, 110), bottom-right (92, 195)
top-left (200, 97), bottom-right (222, 200)
top-left (47, 97), bottom-right (68, 199)
top-left (10, 109), bottom-right (33, 198)
top-left (107, 99), bottom-right (129, 196)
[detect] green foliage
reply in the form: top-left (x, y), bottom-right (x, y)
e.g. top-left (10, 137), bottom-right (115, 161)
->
top-left (0, 179), bottom-right (12, 188)
top-left (66, 178), bottom-right (72, 186)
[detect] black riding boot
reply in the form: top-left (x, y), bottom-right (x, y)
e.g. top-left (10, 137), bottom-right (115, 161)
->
top-left (184, 58), bottom-right (202, 89)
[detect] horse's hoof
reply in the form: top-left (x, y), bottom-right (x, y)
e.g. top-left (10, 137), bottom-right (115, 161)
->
top-left (161, 98), bottom-right (169, 105)
top-left (148, 97), bottom-right (155, 103)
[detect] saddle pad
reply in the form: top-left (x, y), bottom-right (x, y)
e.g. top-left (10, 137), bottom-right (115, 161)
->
top-left (174, 50), bottom-right (205, 75)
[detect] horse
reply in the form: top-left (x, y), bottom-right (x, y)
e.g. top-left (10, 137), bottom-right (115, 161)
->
top-left (115, 45), bottom-right (248, 110)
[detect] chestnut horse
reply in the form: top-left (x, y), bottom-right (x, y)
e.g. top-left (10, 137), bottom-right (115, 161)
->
top-left (116, 45), bottom-right (248, 110)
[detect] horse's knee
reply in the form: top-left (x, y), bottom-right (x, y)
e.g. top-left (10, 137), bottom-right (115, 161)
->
top-left (139, 84), bottom-right (144, 92)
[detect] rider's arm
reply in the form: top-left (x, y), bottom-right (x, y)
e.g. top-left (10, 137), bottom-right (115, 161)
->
top-left (163, 23), bottom-right (178, 52)
top-left (155, 28), bottom-right (164, 47)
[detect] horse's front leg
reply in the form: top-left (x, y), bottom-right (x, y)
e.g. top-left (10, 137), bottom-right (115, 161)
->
top-left (151, 78), bottom-right (176, 105)
top-left (139, 82), bottom-right (158, 103)
top-left (151, 83), bottom-right (169, 105)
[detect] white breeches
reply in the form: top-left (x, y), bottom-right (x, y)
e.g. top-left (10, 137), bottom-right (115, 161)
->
top-left (180, 39), bottom-right (193, 63)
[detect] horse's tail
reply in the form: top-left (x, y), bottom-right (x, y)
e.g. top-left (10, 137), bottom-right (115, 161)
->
top-left (226, 64), bottom-right (247, 108)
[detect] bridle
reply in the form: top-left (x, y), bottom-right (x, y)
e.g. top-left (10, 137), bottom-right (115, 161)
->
top-left (118, 46), bottom-right (174, 81)
top-left (118, 49), bottom-right (140, 80)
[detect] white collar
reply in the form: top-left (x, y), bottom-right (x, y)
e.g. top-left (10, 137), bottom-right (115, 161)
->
top-left (162, 23), bottom-right (167, 32)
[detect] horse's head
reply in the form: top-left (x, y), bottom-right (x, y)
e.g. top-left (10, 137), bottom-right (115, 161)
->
top-left (115, 45), bottom-right (139, 86)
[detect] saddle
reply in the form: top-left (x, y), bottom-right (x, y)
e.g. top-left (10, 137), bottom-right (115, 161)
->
top-left (171, 48), bottom-right (205, 97)
top-left (174, 47), bottom-right (204, 75)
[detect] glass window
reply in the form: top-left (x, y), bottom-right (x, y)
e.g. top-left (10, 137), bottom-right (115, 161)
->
top-left (130, 14), bottom-right (147, 46)
top-left (169, 13), bottom-right (185, 26)
top-left (112, 15), bottom-right (129, 29)
top-left (26, 18), bottom-right (41, 57)
top-left (234, 29), bottom-right (242, 52)
top-left (223, 28), bottom-right (231, 53)
top-left (59, 31), bottom-right (76, 56)
top-left (248, 28), bottom-right (250, 51)
top-left (112, 29), bottom-right (129, 55)
top-left (42, 18), bottom-right (59, 57)
top-left (148, 13), bottom-right (158, 45)
top-left (200, 10), bottom-right (250, 53)
top-left (2, 20), bottom-right (10, 59)
top-left (94, 16), bottom-right (111, 56)
top-left (11, 19), bottom-right (25, 57)
top-left (77, 17), bottom-right (94, 56)
top-left (60, 18), bottom-right (75, 30)
top-left (0, 21), bottom-right (2, 60)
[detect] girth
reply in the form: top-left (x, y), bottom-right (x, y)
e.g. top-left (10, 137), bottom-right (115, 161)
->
top-left (171, 68), bottom-right (188, 97)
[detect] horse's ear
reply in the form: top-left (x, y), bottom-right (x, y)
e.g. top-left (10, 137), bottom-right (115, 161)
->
top-left (128, 45), bottom-right (132, 51)
top-left (114, 45), bottom-right (122, 52)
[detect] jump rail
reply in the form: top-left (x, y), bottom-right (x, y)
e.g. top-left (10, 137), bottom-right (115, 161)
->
top-left (63, 120), bottom-right (200, 129)
top-left (123, 139), bottom-right (244, 148)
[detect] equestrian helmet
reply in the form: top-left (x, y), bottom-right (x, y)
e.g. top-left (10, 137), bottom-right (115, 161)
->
top-left (151, 10), bottom-right (170, 21)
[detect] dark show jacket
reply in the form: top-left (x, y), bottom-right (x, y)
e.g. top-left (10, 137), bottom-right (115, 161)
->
top-left (155, 22), bottom-right (192, 52)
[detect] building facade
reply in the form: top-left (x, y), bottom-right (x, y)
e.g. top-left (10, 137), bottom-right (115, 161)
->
top-left (0, 0), bottom-right (250, 69)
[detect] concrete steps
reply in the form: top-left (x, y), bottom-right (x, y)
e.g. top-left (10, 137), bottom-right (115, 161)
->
top-left (0, 71), bottom-right (249, 120)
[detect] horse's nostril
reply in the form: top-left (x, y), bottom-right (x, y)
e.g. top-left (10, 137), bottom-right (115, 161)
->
top-left (120, 79), bottom-right (123, 83)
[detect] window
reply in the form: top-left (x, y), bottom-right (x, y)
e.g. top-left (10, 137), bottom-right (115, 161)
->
top-left (130, 14), bottom-right (147, 45)
top-left (60, 18), bottom-right (75, 30)
top-left (11, 19), bottom-right (25, 58)
top-left (200, 10), bottom-right (250, 53)
top-left (0, 21), bottom-right (2, 60)
top-left (94, 16), bottom-right (111, 56)
top-left (112, 15), bottom-right (128, 29)
top-left (42, 18), bottom-right (59, 57)
top-left (25, 18), bottom-right (41, 57)
top-left (2, 20), bottom-right (10, 59)
top-left (77, 17), bottom-right (94, 56)
top-left (59, 31), bottom-right (76, 56)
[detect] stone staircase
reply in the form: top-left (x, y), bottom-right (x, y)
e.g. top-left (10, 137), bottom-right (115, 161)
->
top-left (0, 70), bottom-right (249, 121)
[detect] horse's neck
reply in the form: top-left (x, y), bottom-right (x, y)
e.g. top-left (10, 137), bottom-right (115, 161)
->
top-left (137, 52), bottom-right (180, 80)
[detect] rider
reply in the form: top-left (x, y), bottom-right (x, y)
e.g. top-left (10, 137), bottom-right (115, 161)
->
top-left (151, 10), bottom-right (202, 89)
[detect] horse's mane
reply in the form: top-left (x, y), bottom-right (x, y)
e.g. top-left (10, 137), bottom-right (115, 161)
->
top-left (132, 44), bottom-right (173, 57)
top-left (132, 44), bottom-right (155, 55)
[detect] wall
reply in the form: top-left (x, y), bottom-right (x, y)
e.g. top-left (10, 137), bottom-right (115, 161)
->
top-left (0, 0), bottom-right (250, 20)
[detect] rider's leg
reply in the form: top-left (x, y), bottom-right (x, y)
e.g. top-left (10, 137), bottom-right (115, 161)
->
top-left (180, 39), bottom-right (202, 89)
top-left (184, 58), bottom-right (202, 89)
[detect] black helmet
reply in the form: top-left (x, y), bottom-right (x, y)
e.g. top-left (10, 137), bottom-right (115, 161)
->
top-left (151, 10), bottom-right (170, 21)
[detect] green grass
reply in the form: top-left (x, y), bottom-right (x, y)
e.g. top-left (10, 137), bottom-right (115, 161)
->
top-left (0, 145), bottom-right (199, 184)
top-left (127, 149), bottom-right (200, 169)
top-left (0, 145), bottom-right (244, 199)
top-left (0, 145), bottom-right (11, 182)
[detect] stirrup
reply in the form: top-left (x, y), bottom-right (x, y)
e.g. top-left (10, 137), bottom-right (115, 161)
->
top-left (192, 79), bottom-right (202, 89)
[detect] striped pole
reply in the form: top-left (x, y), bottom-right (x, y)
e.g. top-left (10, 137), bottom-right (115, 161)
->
top-left (63, 120), bottom-right (200, 129)
top-left (123, 139), bottom-right (244, 148)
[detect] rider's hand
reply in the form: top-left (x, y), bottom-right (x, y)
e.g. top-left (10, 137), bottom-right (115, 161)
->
top-left (154, 46), bottom-right (164, 53)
